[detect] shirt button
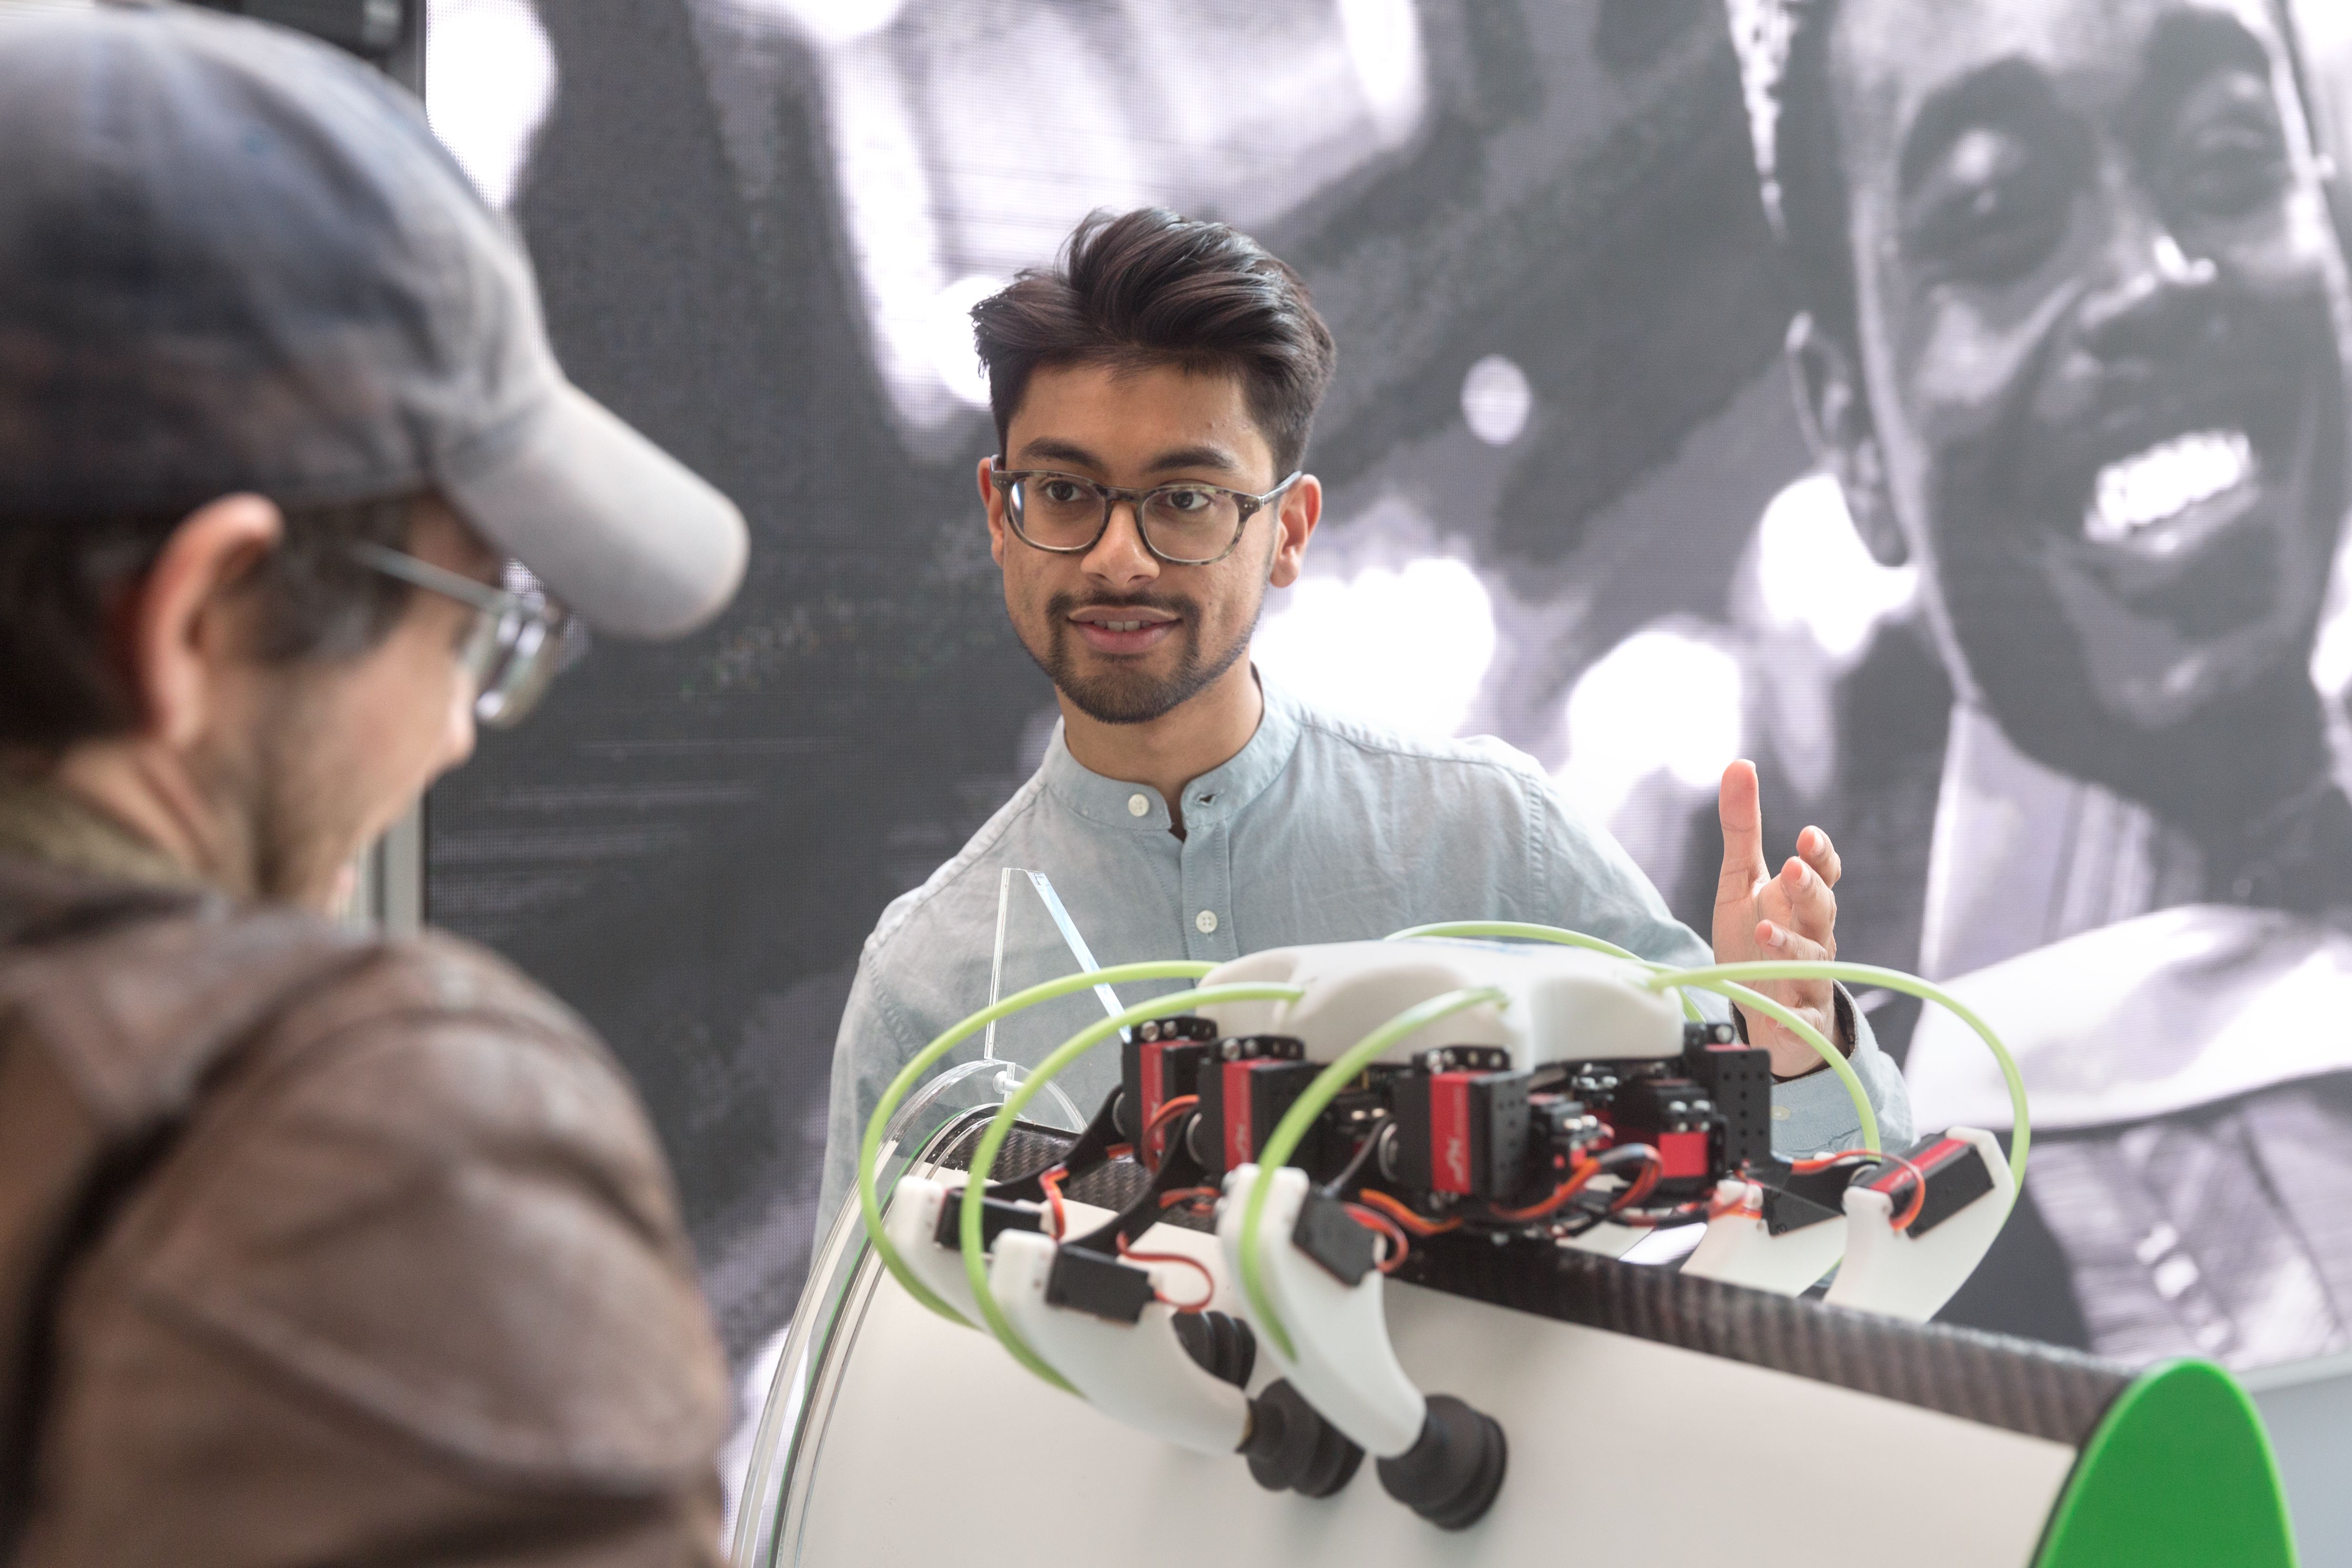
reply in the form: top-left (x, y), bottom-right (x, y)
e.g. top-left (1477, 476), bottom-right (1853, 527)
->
top-left (1127, 794), bottom-right (1150, 818)
top-left (1195, 909), bottom-right (1219, 935)
top-left (1771, 1104), bottom-right (1792, 1122)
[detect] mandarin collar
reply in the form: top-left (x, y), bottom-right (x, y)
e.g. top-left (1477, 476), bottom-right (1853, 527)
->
top-left (1039, 670), bottom-right (1305, 832)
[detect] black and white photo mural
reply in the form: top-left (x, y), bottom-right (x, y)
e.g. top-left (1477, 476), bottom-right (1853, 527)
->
top-left (419, 0), bottom-right (2352, 1393)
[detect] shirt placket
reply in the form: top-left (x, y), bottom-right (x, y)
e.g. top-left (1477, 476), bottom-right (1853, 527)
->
top-left (1181, 811), bottom-right (1240, 963)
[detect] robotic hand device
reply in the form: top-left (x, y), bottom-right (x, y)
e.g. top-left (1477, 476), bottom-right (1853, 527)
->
top-left (739, 924), bottom-right (2288, 1567)
top-left (856, 926), bottom-right (2028, 1531)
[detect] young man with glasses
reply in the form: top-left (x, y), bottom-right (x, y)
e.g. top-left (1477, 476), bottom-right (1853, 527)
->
top-left (0, 6), bottom-right (746, 1562)
top-left (812, 207), bottom-right (1912, 1239)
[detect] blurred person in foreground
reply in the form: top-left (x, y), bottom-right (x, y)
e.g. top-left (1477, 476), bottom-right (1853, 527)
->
top-left (813, 206), bottom-right (1914, 1243)
top-left (0, 3), bottom-right (747, 1561)
top-left (1738, 0), bottom-right (2352, 1363)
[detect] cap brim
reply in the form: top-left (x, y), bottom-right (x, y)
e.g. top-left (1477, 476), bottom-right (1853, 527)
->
top-left (440, 382), bottom-right (747, 639)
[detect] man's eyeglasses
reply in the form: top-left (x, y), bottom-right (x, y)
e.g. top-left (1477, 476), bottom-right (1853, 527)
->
top-left (989, 463), bottom-right (1301, 566)
top-left (346, 542), bottom-right (581, 728)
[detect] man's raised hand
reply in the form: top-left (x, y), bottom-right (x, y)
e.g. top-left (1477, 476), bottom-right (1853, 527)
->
top-left (1709, 759), bottom-right (1844, 1078)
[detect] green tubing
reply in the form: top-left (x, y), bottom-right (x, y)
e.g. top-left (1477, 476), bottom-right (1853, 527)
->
top-left (1675, 978), bottom-right (1878, 1154)
top-left (1645, 960), bottom-right (2028, 1186)
top-left (1240, 987), bottom-right (1509, 1364)
top-left (1385, 921), bottom-right (1706, 1022)
top-left (959, 982), bottom-right (1309, 1392)
top-left (857, 960), bottom-right (1217, 1327)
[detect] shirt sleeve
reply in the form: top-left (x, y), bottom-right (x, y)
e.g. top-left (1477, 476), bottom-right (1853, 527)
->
top-left (812, 942), bottom-right (924, 1253)
top-left (1770, 1000), bottom-right (1917, 1157)
top-left (1526, 772), bottom-right (1713, 978)
top-left (19, 980), bottom-right (732, 1568)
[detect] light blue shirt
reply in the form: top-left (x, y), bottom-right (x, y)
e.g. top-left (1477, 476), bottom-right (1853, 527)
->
top-left (815, 677), bottom-right (1911, 1237)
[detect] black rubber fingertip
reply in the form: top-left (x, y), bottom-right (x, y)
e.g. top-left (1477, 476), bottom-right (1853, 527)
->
top-left (1240, 1380), bottom-right (1364, 1498)
top-left (1171, 1309), bottom-right (1257, 1388)
top-left (1375, 1394), bottom-right (1507, 1530)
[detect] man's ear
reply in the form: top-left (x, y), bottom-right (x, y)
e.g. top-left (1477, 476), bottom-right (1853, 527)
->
top-left (1786, 313), bottom-right (1904, 567)
top-left (978, 456), bottom-right (1008, 567)
top-left (123, 494), bottom-right (283, 748)
top-left (1266, 473), bottom-right (1321, 589)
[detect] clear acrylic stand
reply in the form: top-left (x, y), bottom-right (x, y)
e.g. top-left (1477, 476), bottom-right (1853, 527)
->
top-left (983, 866), bottom-right (1123, 1064)
top-left (874, 867), bottom-right (1107, 1162)
top-left (731, 872), bottom-right (1123, 1558)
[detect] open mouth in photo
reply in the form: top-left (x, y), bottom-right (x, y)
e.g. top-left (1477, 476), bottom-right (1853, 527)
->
top-left (2021, 350), bottom-right (2329, 633)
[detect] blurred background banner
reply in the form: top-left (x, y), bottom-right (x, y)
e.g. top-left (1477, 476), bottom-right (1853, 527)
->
top-left (419, 0), bottom-right (2352, 1427)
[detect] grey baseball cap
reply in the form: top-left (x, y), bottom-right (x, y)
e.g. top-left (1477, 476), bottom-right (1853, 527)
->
top-left (0, 0), bottom-right (747, 638)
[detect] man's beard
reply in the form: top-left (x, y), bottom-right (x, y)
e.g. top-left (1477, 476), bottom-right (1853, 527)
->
top-left (1030, 588), bottom-right (1257, 725)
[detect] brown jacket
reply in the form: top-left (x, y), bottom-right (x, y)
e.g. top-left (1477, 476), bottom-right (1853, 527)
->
top-left (0, 837), bottom-right (730, 1565)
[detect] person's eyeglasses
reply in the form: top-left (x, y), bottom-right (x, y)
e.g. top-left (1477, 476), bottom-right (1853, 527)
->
top-left (346, 542), bottom-right (582, 728)
top-left (989, 463), bottom-right (1302, 566)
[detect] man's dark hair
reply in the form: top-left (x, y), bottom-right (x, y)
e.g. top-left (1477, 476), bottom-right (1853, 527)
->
top-left (972, 207), bottom-right (1338, 478)
top-left (0, 498), bottom-right (419, 750)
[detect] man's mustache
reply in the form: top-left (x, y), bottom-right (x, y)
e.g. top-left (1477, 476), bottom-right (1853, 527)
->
top-left (2024, 306), bottom-right (2312, 468)
top-left (1047, 591), bottom-right (1195, 621)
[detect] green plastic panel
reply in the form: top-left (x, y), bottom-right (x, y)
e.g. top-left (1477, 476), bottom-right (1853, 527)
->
top-left (2036, 1358), bottom-right (2296, 1568)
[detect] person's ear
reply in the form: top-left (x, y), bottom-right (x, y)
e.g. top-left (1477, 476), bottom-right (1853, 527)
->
top-left (122, 494), bottom-right (283, 749)
top-left (1786, 313), bottom-right (1904, 567)
top-left (1266, 472), bottom-right (1321, 589)
top-left (978, 456), bottom-right (1008, 567)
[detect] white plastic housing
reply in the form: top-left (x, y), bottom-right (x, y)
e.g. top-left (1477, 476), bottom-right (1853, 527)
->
top-left (784, 1138), bottom-right (2066, 1566)
top-left (1824, 1128), bottom-right (2016, 1323)
top-left (792, 1264), bottom-right (2084, 1568)
top-left (1193, 939), bottom-right (1685, 1068)
top-left (1217, 1164), bottom-right (1426, 1457)
top-left (1682, 1178), bottom-right (1848, 1295)
top-left (881, 1174), bottom-right (987, 1326)
top-left (986, 1230), bottom-right (1252, 1455)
